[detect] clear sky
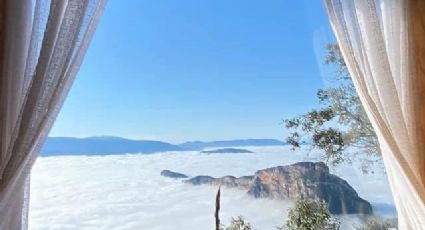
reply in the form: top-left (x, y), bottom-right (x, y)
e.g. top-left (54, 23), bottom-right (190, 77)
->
top-left (49, 0), bottom-right (336, 143)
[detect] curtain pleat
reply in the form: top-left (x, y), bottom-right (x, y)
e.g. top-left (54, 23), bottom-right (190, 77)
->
top-left (324, 0), bottom-right (425, 229)
top-left (0, 0), bottom-right (106, 229)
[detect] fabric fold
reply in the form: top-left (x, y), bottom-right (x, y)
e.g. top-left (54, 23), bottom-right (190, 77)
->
top-left (324, 0), bottom-right (425, 229)
top-left (0, 0), bottom-right (106, 229)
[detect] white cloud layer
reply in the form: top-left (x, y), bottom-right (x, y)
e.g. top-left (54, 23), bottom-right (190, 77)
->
top-left (29, 146), bottom-right (395, 230)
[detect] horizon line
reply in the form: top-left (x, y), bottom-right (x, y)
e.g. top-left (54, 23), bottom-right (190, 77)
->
top-left (46, 135), bottom-right (286, 144)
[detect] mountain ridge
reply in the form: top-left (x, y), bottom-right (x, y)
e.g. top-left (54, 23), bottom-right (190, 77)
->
top-left (179, 139), bottom-right (285, 150)
top-left (41, 136), bottom-right (285, 156)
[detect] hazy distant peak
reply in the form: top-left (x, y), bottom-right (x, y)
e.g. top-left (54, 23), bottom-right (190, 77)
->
top-left (42, 136), bottom-right (286, 156)
top-left (85, 136), bottom-right (128, 140)
top-left (179, 139), bottom-right (285, 150)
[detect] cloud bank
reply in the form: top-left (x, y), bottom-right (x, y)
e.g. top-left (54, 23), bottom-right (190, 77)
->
top-left (29, 146), bottom-right (395, 229)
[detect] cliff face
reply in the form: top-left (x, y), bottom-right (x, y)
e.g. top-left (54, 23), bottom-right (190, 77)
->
top-left (183, 162), bottom-right (372, 215)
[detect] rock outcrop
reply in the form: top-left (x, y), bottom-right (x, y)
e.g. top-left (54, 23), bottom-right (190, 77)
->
top-left (187, 175), bottom-right (254, 189)
top-left (184, 162), bottom-right (372, 214)
top-left (160, 170), bottom-right (189, 179)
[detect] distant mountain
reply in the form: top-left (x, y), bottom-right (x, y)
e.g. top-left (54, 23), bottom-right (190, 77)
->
top-left (179, 139), bottom-right (285, 150)
top-left (41, 137), bottom-right (286, 156)
top-left (200, 148), bottom-right (254, 154)
top-left (41, 136), bottom-right (182, 156)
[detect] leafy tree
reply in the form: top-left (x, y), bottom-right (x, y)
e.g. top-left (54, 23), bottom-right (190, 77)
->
top-left (284, 44), bottom-right (380, 173)
top-left (225, 216), bottom-right (254, 230)
top-left (278, 199), bottom-right (340, 230)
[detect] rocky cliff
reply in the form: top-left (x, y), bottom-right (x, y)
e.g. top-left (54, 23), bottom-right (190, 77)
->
top-left (183, 162), bottom-right (372, 214)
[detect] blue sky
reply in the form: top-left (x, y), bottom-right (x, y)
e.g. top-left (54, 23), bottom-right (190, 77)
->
top-left (49, 0), bottom-right (335, 143)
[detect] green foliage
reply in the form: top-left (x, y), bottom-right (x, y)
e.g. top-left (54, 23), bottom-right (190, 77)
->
top-left (355, 217), bottom-right (398, 230)
top-left (224, 216), bottom-right (254, 230)
top-left (284, 44), bottom-right (380, 173)
top-left (278, 200), bottom-right (340, 230)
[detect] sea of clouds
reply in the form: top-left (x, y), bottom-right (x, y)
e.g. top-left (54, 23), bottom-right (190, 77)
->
top-left (29, 146), bottom-right (396, 230)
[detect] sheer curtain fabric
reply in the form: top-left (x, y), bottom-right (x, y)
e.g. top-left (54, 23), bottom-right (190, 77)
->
top-left (324, 0), bottom-right (425, 229)
top-left (0, 0), bottom-right (106, 229)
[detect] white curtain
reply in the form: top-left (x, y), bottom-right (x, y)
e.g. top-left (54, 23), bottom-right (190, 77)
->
top-left (324, 0), bottom-right (425, 229)
top-left (0, 0), bottom-right (106, 229)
